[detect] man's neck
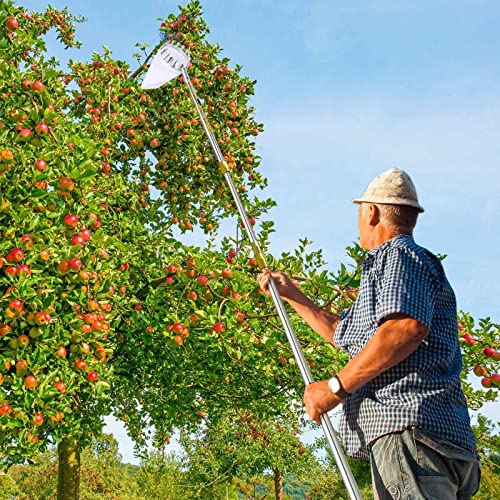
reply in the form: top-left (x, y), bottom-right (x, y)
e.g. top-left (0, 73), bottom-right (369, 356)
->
top-left (368, 228), bottom-right (412, 250)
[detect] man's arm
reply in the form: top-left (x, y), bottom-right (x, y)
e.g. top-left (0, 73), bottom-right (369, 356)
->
top-left (303, 313), bottom-right (429, 423)
top-left (258, 270), bottom-right (340, 347)
top-left (338, 313), bottom-right (429, 393)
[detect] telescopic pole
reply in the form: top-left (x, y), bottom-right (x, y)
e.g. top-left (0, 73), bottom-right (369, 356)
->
top-left (180, 67), bottom-right (363, 500)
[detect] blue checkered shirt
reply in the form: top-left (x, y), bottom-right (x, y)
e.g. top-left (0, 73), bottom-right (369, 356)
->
top-left (333, 235), bottom-right (476, 459)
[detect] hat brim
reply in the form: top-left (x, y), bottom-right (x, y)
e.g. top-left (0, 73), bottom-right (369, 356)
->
top-left (352, 197), bottom-right (424, 213)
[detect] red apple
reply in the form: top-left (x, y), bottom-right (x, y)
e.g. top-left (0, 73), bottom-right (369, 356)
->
top-left (484, 347), bottom-right (496, 358)
top-left (481, 377), bottom-right (492, 388)
top-left (33, 413), bottom-right (44, 426)
top-left (56, 346), bottom-right (67, 358)
top-left (64, 214), bottom-right (78, 227)
top-left (197, 275), bottom-right (209, 286)
top-left (473, 365), bottom-right (486, 377)
top-left (35, 122), bottom-right (49, 135)
top-left (87, 371), bottom-right (98, 382)
top-left (18, 128), bottom-right (32, 140)
top-left (5, 17), bottom-right (19, 32)
top-left (6, 248), bottom-right (24, 263)
top-left (9, 299), bottom-right (23, 312)
top-left (71, 235), bottom-right (85, 246)
top-left (69, 258), bottom-right (82, 270)
top-left (75, 359), bottom-right (86, 370)
top-left (31, 80), bottom-right (45, 92)
top-left (213, 322), bottom-right (224, 333)
top-left (462, 334), bottom-right (475, 345)
top-left (24, 375), bottom-right (38, 389)
top-left (221, 268), bottom-right (233, 279)
top-left (20, 235), bottom-right (33, 248)
top-left (58, 260), bottom-right (70, 274)
top-left (0, 403), bottom-right (12, 415)
top-left (16, 264), bottom-right (31, 276)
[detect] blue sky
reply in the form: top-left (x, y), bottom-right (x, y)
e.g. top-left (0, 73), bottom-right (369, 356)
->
top-left (19, 0), bottom-right (500, 463)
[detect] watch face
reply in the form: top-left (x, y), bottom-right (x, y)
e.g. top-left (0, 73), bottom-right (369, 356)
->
top-left (328, 377), bottom-right (340, 394)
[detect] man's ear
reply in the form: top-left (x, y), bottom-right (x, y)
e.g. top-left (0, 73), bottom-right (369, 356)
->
top-left (368, 204), bottom-right (380, 226)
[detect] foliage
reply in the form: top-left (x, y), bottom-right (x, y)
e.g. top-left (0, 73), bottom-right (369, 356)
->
top-left (179, 411), bottom-right (319, 497)
top-left (0, 1), bottom-right (497, 498)
top-left (458, 313), bottom-right (500, 408)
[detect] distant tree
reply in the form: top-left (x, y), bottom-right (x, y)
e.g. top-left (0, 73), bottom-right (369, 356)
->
top-left (179, 411), bottom-right (319, 499)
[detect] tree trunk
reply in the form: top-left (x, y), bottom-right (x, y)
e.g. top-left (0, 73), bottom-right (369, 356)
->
top-left (273, 467), bottom-right (283, 500)
top-left (57, 437), bottom-right (81, 499)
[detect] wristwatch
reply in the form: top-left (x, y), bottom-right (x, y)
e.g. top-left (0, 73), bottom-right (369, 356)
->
top-left (328, 376), bottom-right (351, 399)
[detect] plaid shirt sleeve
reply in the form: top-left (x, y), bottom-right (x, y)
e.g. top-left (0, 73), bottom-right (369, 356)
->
top-left (375, 247), bottom-right (444, 328)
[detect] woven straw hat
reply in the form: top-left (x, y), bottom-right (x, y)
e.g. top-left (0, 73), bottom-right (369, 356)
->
top-left (352, 168), bottom-right (424, 212)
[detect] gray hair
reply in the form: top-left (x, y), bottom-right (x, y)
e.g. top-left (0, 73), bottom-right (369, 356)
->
top-left (376, 204), bottom-right (419, 233)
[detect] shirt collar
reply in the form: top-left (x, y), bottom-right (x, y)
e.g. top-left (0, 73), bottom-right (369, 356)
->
top-left (365, 234), bottom-right (414, 260)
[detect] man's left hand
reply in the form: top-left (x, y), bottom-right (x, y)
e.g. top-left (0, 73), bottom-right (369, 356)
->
top-left (303, 380), bottom-right (343, 424)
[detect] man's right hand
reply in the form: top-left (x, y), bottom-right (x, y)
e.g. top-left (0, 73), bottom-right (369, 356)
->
top-left (257, 269), bottom-right (297, 302)
top-left (258, 269), bottom-right (340, 347)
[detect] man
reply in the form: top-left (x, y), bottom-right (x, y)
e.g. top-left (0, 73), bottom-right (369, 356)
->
top-left (258, 168), bottom-right (480, 499)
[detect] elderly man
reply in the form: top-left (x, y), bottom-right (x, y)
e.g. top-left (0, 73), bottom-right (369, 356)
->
top-left (258, 168), bottom-right (480, 499)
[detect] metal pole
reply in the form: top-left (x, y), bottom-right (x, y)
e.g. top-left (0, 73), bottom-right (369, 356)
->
top-left (180, 68), bottom-right (363, 500)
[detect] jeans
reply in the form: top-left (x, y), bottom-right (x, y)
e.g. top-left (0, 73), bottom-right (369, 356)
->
top-left (369, 428), bottom-right (480, 499)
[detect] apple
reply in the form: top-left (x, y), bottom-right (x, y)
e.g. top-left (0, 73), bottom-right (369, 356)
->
top-left (16, 359), bottom-right (28, 376)
top-left (221, 268), bottom-right (232, 279)
top-left (39, 249), bottom-right (50, 261)
top-left (35, 122), bottom-right (49, 135)
top-left (213, 322), bottom-right (224, 333)
top-left (173, 335), bottom-right (184, 346)
top-left (31, 80), bottom-right (45, 92)
top-left (16, 264), bottom-right (31, 276)
top-left (69, 258), bottom-right (82, 270)
top-left (33, 413), bottom-right (44, 426)
top-left (0, 403), bottom-right (12, 415)
top-left (64, 214), bottom-right (78, 227)
top-left (172, 323), bottom-right (184, 333)
top-left (481, 377), bottom-right (492, 388)
top-left (71, 235), bottom-right (85, 246)
top-left (5, 17), bottom-right (19, 32)
top-left (50, 411), bottom-right (64, 424)
top-left (462, 334), bottom-right (475, 345)
top-left (484, 347), bottom-right (496, 358)
top-left (4, 266), bottom-right (17, 276)
top-left (29, 327), bottom-right (42, 339)
top-left (197, 275), bottom-right (209, 286)
top-left (18, 335), bottom-right (30, 346)
top-left (473, 365), bottom-right (486, 377)
top-left (56, 346), bottom-right (67, 359)
top-left (24, 375), bottom-right (38, 389)
top-left (35, 311), bottom-right (50, 325)
top-left (0, 324), bottom-right (12, 337)
top-left (87, 371), bottom-right (98, 382)
top-left (20, 235), bottom-right (33, 248)
top-left (58, 260), bottom-right (70, 274)
top-left (187, 291), bottom-right (198, 301)
top-left (9, 299), bottom-right (23, 312)
top-left (167, 264), bottom-right (177, 273)
top-left (59, 176), bottom-right (75, 191)
top-left (75, 359), bottom-right (86, 370)
top-left (491, 373), bottom-right (500, 386)
top-left (6, 248), bottom-right (24, 263)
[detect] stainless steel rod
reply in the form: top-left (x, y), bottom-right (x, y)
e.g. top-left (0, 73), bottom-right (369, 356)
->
top-left (179, 68), bottom-right (362, 500)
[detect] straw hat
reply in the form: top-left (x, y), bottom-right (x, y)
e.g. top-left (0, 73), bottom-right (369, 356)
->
top-left (352, 168), bottom-right (424, 212)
